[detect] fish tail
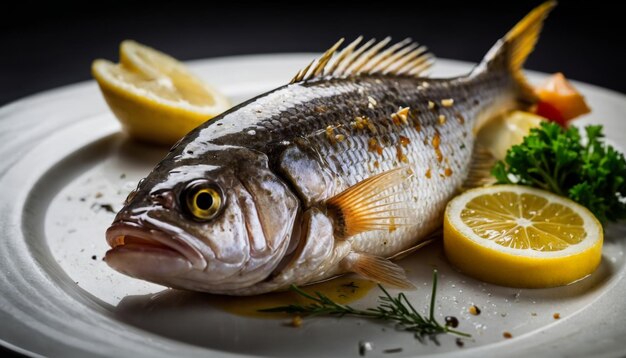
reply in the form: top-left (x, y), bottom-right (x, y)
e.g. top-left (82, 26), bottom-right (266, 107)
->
top-left (472, 1), bottom-right (556, 105)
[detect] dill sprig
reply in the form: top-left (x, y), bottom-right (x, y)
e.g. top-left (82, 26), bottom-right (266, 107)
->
top-left (260, 270), bottom-right (470, 342)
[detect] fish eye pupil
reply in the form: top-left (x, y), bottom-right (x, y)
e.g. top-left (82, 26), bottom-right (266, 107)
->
top-left (196, 191), bottom-right (213, 210)
top-left (184, 181), bottom-right (223, 221)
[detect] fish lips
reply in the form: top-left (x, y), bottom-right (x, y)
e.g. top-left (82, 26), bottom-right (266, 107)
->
top-left (105, 221), bottom-right (207, 272)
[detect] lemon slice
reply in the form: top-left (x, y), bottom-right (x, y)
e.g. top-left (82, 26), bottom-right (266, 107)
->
top-left (477, 111), bottom-right (545, 160)
top-left (92, 40), bottom-right (230, 145)
top-left (444, 185), bottom-right (603, 288)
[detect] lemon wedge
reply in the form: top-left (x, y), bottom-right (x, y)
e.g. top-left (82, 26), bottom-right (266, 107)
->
top-left (92, 40), bottom-right (230, 145)
top-left (477, 111), bottom-right (545, 160)
top-left (444, 185), bottom-right (603, 288)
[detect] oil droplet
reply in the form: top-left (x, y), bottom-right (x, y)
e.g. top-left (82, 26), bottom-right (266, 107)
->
top-left (474, 323), bottom-right (486, 331)
top-left (207, 277), bottom-right (375, 318)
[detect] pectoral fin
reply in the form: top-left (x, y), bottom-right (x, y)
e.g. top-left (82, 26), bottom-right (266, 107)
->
top-left (341, 252), bottom-right (414, 289)
top-left (325, 167), bottom-right (412, 238)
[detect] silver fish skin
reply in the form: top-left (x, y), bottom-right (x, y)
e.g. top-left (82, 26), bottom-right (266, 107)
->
top-left (105, 2), bottom-right (554, 294)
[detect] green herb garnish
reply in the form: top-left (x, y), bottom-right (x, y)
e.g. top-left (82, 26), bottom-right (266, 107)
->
top-left (492, 122), bottom-right (626, 223)
top-left (260, 270), bottom-right (470, 342)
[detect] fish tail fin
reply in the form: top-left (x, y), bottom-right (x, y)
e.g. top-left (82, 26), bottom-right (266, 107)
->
top-left (472, 1), bottom-right (556, 104)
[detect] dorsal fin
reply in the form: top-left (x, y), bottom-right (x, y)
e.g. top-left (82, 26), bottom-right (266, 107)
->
top-left (290, 37), bottom-right (435, 84)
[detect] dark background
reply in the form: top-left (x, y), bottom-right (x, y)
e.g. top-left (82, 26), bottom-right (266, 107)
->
top-left (1, 1), bottom-right (624, 108)
top-left (0, 0), bottom-right (623, 356)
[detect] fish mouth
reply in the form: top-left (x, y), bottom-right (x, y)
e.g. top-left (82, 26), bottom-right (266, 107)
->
top-left (106, 221), bottom-right (207, 270)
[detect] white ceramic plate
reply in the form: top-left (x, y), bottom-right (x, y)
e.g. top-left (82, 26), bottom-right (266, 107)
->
top-left (0, 54), bottom-right (625, 358)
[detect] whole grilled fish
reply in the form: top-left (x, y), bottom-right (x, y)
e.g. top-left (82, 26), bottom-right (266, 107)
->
top-left (105, 2), bottom-right (554, 295)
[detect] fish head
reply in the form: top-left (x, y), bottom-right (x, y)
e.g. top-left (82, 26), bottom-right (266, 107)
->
top-left (105, 147), bottom-right (300, 293)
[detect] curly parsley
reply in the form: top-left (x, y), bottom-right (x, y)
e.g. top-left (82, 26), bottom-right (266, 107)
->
top-left (492, 122), bottom-right (626, 223)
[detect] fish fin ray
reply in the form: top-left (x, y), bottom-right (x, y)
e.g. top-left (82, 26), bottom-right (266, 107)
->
top-left (460, 143), bottom-right (498, 191)
top-left (325, 167), bottom-right (412, 238)
top-left (387, 232), bottom-right (440, 261)
top-left (473, 1), bottom-right (556, 103)
top-left (290, 37), bottom-right (435, 83)
top-left (342, 253), bottom-right (414, 289)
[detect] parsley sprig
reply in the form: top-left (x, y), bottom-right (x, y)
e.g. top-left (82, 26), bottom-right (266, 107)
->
top-left (260, 270), bottom-right (470, 342)
top-left (492, 122), bottom-right (626, 223)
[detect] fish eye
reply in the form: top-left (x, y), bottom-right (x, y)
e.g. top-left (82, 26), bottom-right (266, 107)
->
top-left (183, 180), bottom-right (223, 221)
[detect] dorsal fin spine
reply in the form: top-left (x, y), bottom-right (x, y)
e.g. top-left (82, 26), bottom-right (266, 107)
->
top-left (290, 36), bottom-right (435, 84)
top-left (313, 38), bottom-right (344, 77)
top-left (370, 41), bottom-right (417, 73)
top-left (349, 38), bottom-right (392, 74)
top-left (396, 48), bottom-right (430, 75)
top-left (359, 38), bottom-right (411, 73)
top-left (380, 45), bottom-right (425, 74)
top-left (335, 38), bottom-right (375, 76)
top-left (326, 36), bottom-right (363, 75)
